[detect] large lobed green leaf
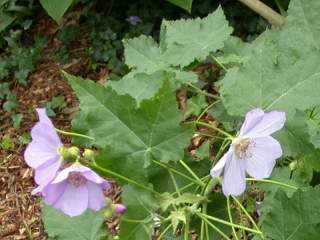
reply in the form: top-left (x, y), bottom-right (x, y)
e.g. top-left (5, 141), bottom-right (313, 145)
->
top-left (67, 73), bottom-right (192, 172)
top-left (260, 187), bottom-right (320, 240)
top-left (42, 205), bottom-right (109, 240)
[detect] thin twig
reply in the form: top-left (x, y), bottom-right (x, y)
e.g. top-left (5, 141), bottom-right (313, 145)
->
top-left (238, 0), bottom-right (285, 27)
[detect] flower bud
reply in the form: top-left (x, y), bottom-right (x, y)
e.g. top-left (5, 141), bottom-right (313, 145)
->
top-left (103, 208), bottom-right (114, 219)
top-left (59, 146), bottom-right (80, 161)
top-left (114, 204), bottom-right (127, 215)
top-left (289, 160), bottom-right (298, 171)
top-left (83, 149), bottom-right (95, 161)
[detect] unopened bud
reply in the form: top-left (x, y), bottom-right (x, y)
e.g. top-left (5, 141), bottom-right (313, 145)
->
top-left (83, 149), bottom-right (95, 161)
top-left (103, 208), bottom-right (113, 219)
top-left (59, 146), bottom-right (80, 161)
top-left (114, 204), bottom-right (127, 215)
top-left (289, 161), bottom-right (298, 171)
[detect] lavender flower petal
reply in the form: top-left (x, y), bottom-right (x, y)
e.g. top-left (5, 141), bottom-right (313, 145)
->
top-left (239, 108), bottom-right (264, 136)
top-left (25, 108), bottom-right (62, 169)
top-left (34, 158), bottom-right (61, 186)
top-left (43, 181), bottom-right (68, 205)
top-left (222, 155), bottom-right (246, 196)
top-left (42, 164), bottom-right (109, 216)
top-left (245, 136), bottom-right (282, 179)
top-left (87, 181), bottom-right (106, 211)
top-left (210, 149), bottom-right (232, 177)
top-left (53, 184), bottom-right (89, 217)
top-left (245, 111), bottom-right (286, 138)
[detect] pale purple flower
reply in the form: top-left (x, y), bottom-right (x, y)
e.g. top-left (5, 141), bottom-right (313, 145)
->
top-left (41, 164), bottom-right (111, 217)
top-left (24, 108), bottom-right (63, 194)
top-left (114, 203), bottom-right (127, 215)
top-left (126, 16), bottom-right (142, 25)
top-left (210, 108), bottom-right (285, 196)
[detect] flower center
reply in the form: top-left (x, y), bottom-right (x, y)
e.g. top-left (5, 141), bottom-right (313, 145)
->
top-left (68, 172), bottom-right (87, 187)
top-left (234, 138), bottom-right (255, 159)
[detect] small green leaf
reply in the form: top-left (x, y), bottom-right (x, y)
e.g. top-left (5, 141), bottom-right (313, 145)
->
top-left (109, 71), bottom-right (167, 106)
top-left (159, 192), bottom-right (205, 211)
top-left (167, 0), bottom-right (193, 13)
top-left (3, 92), bottom-right (18, 111)
top-left (11, 113), bottom-right (23, 128)
top-left (42, 204), bottom-right (109, 240)
top-left (0, 136), bottom-right (13, 150)
top-left (194, 141), bottom-right (210, 160)
top-left (39, 0), bottom-right (73, 23)
top-left (163, 7), bottom-right (233, 67)
top-left (185, 95), bottom-right (207, 117)
top-left (123, 35), bottom-right (164, 74)
top-left (0, 11), bottom-right (15, 33)
top-left (18, 133), bottom-right (31, 145)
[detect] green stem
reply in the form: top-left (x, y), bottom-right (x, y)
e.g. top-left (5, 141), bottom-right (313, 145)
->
top-left (196, 100), bottom-right (220, 122)
top-left (227, 196), bottom-right (240, 240)
top-left (152, 160), bottom-right (203, 187)
top-left (179, 160), bottom-right (205, 187)
top-left (200, 202), bottom-right (210, 240)
top-left (274, 0), bottom-right (286, 16)
top-left (55, 128), bottom-right (95, 141)
top-left (215, 139), bottom-right (231, 162)
top-left (172, 175), bottom-right (210, 196)
top-left (184, 218), bottom-right (189, 240)
top-left (246, 178), bottom-right (298, 190)
top-left (211, 55), bottom-right (228, 72)
top-left (196, 132), bottom-right (226, 140)
top-left (91, 163), bottom-right (161, 196)
top-left (196, 213), bottom-right (231, 240)
top-left (169, 171), bottom-right (181, 197)
top-left (198, 212), bottom-right (263, 235)
top-left (231, 196), bottom-right (263, 239)
top-left (121, 217), bottom-right (149, 223)
top-left (186, 83), bottom-right (220, 99)
top-left (194, 121), bottom-right (234, 140)
top-left (158, 223), bottom-right (173, 240)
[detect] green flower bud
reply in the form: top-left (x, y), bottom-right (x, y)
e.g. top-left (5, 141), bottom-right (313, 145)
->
top-left (289, 160), bottom-right (298, 171)
top-left (59, 146), bottom-right (80, 161)
top-left (83, 149), bottom-right (95, 161)
top-left (103, 208), bottom-right (114, 219)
